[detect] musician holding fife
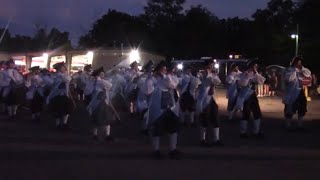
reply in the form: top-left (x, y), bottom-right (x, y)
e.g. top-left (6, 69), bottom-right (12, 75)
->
top-left (86, 67), bottom-right (114, 141)
top-left (2, 59), bottom-right (24, 121)
top-left (283, 57), bottom-right (311, 131)
top-left (46, 62), bottom-right (74, 130)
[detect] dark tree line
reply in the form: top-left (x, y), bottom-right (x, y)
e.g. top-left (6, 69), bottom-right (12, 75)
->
top-left (79, 0), bottom-right (320, 70)
top-left (0, 26), bottom-right (72, 52)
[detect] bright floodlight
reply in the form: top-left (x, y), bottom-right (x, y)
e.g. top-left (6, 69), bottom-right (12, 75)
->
top-left (138, 65), bottom-right (142, 71)
top-left (43, 53), bottom-right (48, 59)
top-left (214, 59), bottom-right (217, 63)
top-left (214, 63), bottom-right (219, 69)
top-left (177, 63), bottom-right (183, 70)
top-left (229, 55), bottom-right (233, 59)
top-left (87, 51), bottom-right (94, 59)
top-left (129, 50), bottom-right (140, 63)
top-left (291, 34), bottom-right (298, 39)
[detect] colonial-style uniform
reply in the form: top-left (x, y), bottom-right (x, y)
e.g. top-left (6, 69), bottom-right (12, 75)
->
top-left (3, 60), bottom-right (25, 120)
top-left (134, 61), bottom-right (155, 136)
top-left (196, 70), bottom-right (222, 146)
top-left (77, 65), bottom-right (92, 102)
top-left (86, 67), bottom-right (114, 141)
top-left (283, 65), bottom-right (311, 130)
top-left (124, 62), bottom-right (141, 114)
top-left (0, 61), bottom-right (9, 114)
top-left (46, 63), bottom-right (74, 129)
top-left (39, 69), bottom-right (54, 98)
top-left (25, 66), bottom-right (46, 121)
top-left (236, 67), bottom-right (265, 138)
top-left (179, 68), bottom-right (201, 126)
top-left (109, 69), bottom-right (127, 112)
top-left (226, 68), bottom-right (242, 120)
top-left (148, 62), bottom-right (181, 159)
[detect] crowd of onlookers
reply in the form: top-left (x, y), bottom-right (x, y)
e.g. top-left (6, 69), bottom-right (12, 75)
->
top-left (256, 69), bottom-right (320, 98)
top-left (256, 71), bottom-right (279, 97)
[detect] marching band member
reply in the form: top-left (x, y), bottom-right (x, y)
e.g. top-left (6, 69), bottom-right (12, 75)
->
top-left (109, 68), bottom-right (127, 112)
top-left (166, 62), bottom-right (180, 101)
top-left (137, 61), bottom-right (155, 135)
top-left (197, 60), bottom-right (222, 146)
top-left (179, 65), bottom-right (201, 127)
top-left (148, 61), bottom-right (181, 159)
top-left (283, 57), bottom-right (311, 131)
top-left (86, 67), bottom-right (114, 141)
top-left (136, 61), bottom-right (154, 114)
top-left (0, 61), bottom-right (8, 114)
top-left (77, 65), bottom-right (92, 102)
top-left (236, 61), bottom-right (265, 138)
top-left (226, 63), bottom-right (242, 120)
top-left (124, 61), bottom-right (141, 114)
top-left (39, 69), bottom-right (54, 98)
top-left (25, 66), bottom-right (45, 121)
top-left (3, 59), bottom-right (24, 120)
top-left (46, 62), bottom-right (74, 130)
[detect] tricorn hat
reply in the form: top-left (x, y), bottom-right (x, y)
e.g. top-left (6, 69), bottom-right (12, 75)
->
top-left (29, 66), bottom-right (40, 72)
top-left (143, 60), bottom-right (154, 71)
top-left (290, 56), bottom-right (303, 66)
top-left (130, 61), bottom-right (139, 68)
top-left (154, 61), bottom-right (167, 72)
top-left (230, 62), bottom-right (240, 71)
top-left (5, 59), bottom-right (15, 66)
top-left (40, 68), bottom-right (50, 74)
top-left (183, 64), bottom-right (192, 71)
top-left (246, 60), bottom-right (259, 69)
top-left (84, 64), bottom-right (92, 72)
top-left (92, 66), bottom-right (104, 77)
top-left (166, 61), bottom-right (177, 72)
top-left (204, 59), bottom-right (214, 67)
top-left (53, 62), bottom-right (66, 70)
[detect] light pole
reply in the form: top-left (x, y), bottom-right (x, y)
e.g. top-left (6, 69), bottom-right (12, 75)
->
top-left (291, 24), bottom-right (299, 57)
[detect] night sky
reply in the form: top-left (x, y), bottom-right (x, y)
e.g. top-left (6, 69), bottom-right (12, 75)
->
top-left (0, 0), bottom-right (269, 44)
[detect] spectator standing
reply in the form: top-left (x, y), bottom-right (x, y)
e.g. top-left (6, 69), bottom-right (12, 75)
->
top-left (269, 72), bottom-right (278, 96)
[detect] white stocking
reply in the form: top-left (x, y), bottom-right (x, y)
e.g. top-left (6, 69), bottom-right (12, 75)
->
top-left (200, 127), bottom-right (206, 141)
top-left (152, 137), bottom-right (160, 151)
top-left (169, 133), bottom-right (178, 151)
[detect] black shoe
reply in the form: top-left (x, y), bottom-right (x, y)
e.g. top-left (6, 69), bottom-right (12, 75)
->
top-left (190, 123), bottom-right (197, 128)
top-left (240, 133), bottom-right (249, 139)
top-left (130, 113), bottom-right (135, 119)
top-left (212, 140), bottom-right (224, 147)
top-left (114, 119), bottom-right (122, 125)
top-left (285, 126), bottom-right (295, 132)
top-left (152, 151), bottom-right (164, 159)
top-left (169, 149), bottom-right (181, 160)
top-left (8, 115), bottom-right (16, 121)
top-left (200, 140), bottom-right (207, 147)
top-left (61, 124), bottom-right (71, 131)
top-left (93, 135), bottom-right (99, 140)
top-left (296, 127), bottom-right (309, 133)
top-left (140, 129), bottom-right (149, 136)
top-left (55, 124), bottom-right (62, 131)
top-left (253, 132), bottom-right (264, 139)
top-left (185, 122), bottom-right (189, 127)
top-left (33, 117), bottom-right (41, 122)
top-left (105, 136), bottom-right (115, 142)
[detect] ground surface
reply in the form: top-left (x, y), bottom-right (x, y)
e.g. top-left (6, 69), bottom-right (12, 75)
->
top-left (0, 89), bottom-right (319, 180)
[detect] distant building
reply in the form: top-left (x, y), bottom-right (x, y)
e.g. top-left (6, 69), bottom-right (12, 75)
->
top-left (1, 48), bottom-right (164, 73)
